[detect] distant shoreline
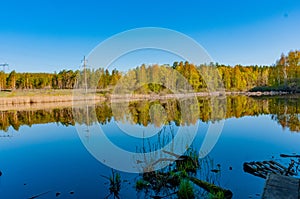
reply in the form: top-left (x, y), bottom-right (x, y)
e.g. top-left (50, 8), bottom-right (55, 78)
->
top-left (0, 90), bottom-right (294, 108)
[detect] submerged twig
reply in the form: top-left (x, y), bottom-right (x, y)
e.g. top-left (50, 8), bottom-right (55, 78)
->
top-left (28, 190), bottom-right (51, 199)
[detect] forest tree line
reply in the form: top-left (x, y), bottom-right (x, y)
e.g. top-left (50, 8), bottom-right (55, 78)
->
top-left (0, 50), bottom-right (299, 92)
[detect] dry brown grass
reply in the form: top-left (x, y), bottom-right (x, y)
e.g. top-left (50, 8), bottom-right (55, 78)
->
top-left (0, 89), bottom-right (106, 109)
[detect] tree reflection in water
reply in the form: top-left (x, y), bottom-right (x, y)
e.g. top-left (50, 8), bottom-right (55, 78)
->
top-left (0, 95), bottom-right (299, 133)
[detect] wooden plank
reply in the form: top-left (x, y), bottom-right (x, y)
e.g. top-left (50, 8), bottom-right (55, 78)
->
top-left (244, 160), bottom-right (296, 179)
top-left (262, 173), bottom-right (300, 199)
top-left (263, 187), bottom-right (297, 199)
top-left (267, 173), bottom-right (298, 188)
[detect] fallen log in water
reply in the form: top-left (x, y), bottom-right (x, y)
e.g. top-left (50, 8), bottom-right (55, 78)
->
top-left (188, 177), bottom-right (233, 199)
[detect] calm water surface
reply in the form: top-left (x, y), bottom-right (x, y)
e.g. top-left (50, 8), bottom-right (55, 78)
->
top-left (0, 95), bottom-right (299, 198)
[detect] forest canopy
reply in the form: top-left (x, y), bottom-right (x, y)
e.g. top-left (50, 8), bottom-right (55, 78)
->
top-left (0, 50), bottom-right (299, 92)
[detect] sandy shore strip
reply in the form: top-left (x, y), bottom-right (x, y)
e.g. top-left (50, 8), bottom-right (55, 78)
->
top-left (0, 92), bottom-right (288, 111)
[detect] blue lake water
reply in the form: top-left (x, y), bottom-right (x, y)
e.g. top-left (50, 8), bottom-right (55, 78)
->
top-left (0, 96), bottom-right (299, 198)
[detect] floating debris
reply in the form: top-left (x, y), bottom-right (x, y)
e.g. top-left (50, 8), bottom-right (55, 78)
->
top-left (211, 169), bottom-right (221, 173)
top-left (280, 154), bottom-right (300, 158)
top-left (55, 192), bottom-right (61, 197)
top-left (69, 191), bottom-right (74, 195)
top-left (0, 170), bottom-right (2, 176)
top-left (243, 160), bottom-right (297, 179)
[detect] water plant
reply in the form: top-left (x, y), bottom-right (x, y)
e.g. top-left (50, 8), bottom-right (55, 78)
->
top-left (177, 179), bottom-right (195, 199)
top-left (101, 169), bottom-right (121, 199)
top-left (208, 191), bottom-right (225, 199)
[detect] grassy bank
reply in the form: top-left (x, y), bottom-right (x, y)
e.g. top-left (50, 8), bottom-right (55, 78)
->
top-left (0, 89), bottom-right (74, 97)
top-left (0, 89), bottom-right (106, 106)
top-left (0, 89), bottom-right (293, 105)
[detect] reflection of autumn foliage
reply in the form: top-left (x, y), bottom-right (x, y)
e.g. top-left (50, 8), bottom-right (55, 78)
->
top-left (0, 96), bottom-right (299, 132)
top-left (273, 114), bottom-right (300, 132)
top-left (269, 97), bottom-right (300, 132)
top-left (0, 108), bottom-right (75, 132)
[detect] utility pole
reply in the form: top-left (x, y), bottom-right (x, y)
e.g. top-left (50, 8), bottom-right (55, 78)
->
top-left (81, 56), bottom-right (90, 140)
top-left (82, 56), bottom-right (88, 94)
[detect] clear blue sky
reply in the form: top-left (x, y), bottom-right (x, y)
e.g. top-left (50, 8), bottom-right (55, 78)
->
top-left (0, 0), bottom-right (299, 72)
